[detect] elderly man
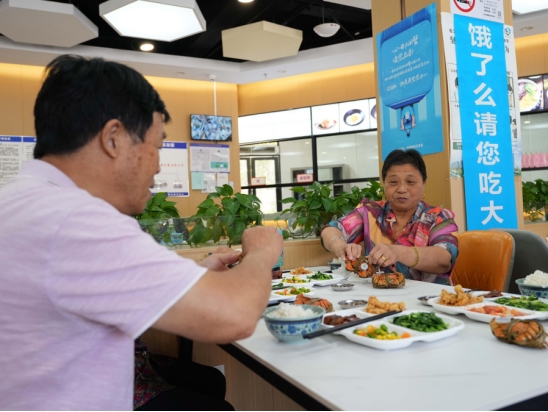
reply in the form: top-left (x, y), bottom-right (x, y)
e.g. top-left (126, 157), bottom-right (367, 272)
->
top-left (0, 55), bottom-right (282, 410)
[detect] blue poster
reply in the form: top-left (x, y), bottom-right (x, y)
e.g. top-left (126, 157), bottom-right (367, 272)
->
top-left (455, 14), bottom-right (517, 230)
top-left (376, 3), bottom-right (444, 160)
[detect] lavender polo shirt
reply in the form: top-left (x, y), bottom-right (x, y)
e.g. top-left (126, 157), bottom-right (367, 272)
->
top-left (0, 160), bottom-right (207, 410)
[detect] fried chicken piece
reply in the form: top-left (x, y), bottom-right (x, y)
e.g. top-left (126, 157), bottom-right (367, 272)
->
top-left (365, 296), bottom-right (406, 314)
top-left (438, 284), bottom-right (483, 306)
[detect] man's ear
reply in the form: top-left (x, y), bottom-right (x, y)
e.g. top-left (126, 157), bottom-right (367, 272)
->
top-left (99, 119), bottom-right (125, 159)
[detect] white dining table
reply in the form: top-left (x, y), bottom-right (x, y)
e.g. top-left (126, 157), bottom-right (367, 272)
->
top-left (225, 276), bottom-right (548, 411)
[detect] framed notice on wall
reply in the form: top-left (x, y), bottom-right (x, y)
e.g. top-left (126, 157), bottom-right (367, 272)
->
top-left (0, 136), bottom-right (36, 188)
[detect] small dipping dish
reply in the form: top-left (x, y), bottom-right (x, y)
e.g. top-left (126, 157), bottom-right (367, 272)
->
top-left (331, 283), bottom-right (355, 292)
top-left (338, 299), bottom-right (368, 309)
top-left (417, 295), bottom-right (438, 306)
top-left (328, 261), bottom-right (342, 271)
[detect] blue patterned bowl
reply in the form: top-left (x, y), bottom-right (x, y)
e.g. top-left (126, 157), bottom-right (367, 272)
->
top-left (263, 304), bottom-right (325, 343)
top-left (516, 278), bottom-right (548, 299)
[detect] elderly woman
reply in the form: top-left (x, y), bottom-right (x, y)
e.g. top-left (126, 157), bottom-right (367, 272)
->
top-left (321, 149), bottom-right (458, 285)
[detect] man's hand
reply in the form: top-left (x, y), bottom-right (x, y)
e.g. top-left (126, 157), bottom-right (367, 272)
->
top-left (241, 226), bottom-right (283, 268)
top-left (199, 248), bottom-right (241, 272)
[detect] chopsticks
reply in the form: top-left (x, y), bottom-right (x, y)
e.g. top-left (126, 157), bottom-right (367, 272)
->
top-left (303, 310), bottom-right (402, 339)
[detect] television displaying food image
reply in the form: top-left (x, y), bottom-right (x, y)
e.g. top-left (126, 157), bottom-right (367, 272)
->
top-left (190, 114), bottom-right (232, 141)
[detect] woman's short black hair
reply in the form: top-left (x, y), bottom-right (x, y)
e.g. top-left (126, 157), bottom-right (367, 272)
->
top-left (382, 149), bottom-right (427, 182)
top-left (33, 55), bottom-right (171, 159)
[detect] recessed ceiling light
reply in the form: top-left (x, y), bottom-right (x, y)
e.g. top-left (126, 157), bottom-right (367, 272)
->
top-left (100, 0), bottom-right (206, 42)
top-left (176, 71), bottom-right (185, 75)
top-left (238, 0), bottom-right (254, 3)
top-left (521, 26), bottom-right (534, 31)
top-left (304, 141), bottom-right (310, 144)
top-left (524, 120), bottom-right (531, 124)
top-left (322, 152), bottom-right (327, 154)
top-left (140, 43), bottom-right (154, 51)
top-left (278, 70), bottom-right (287, 73)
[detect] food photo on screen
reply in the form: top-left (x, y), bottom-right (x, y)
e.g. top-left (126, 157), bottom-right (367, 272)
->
top-left (190, 114), bottom-right (233, 141)
top-left (518, 76), bottom-right (543, 112)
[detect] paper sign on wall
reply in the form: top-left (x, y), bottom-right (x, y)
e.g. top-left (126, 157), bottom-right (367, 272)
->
top-left (152, 141), bottom-right (189, 197)
top-left (190, 143), bottom-right (230, 173)
top-left (450, 0), bottom-right (504, 23)
top-left (250, 176), bottom-right (266, 186)
top-left (296, 173), bottom-right (314, 183)
top-left (0, 136), bottom-right (36, 188)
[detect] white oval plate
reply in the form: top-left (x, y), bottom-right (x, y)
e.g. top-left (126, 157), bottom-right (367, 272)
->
top-left (340, 310), bottom-right (464, 350)
top-left (487, 295), bottom-right (548, 321)
top-left (287, 267), bottom-right (315, 276)
top-left (428, 297), bottom-right (470, 315)
top-left (463, 303), bottom-right (540, 323)
top-left (279, 278), bottom-right (315, 288)
top-left (270, 287), bottom-right (317, 301)
top-left (308, 274), bottom-right (345, 287)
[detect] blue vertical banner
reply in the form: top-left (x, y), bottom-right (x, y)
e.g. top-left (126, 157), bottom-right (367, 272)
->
top-left (377, 3), bottom-right (444, 159)
top-left (455, 14), bottom-right (517, 230)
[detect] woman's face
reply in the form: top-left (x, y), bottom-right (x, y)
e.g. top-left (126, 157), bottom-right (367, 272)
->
top-left (384, 164), bottom-right (425, 214)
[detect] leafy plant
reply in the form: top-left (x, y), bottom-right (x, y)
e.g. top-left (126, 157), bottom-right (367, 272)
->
top-left (523, 179), bottom-right (548, 222)
top-left (187, 184), bottom-right (263, 247)
top-left (276, 181), bottom-right (384, 238)
top-left (133, 192), bottom-right (187, 245)
top-left (347, 180), bottom-right (384, 207)
top-left (276, 182), bottom-right (355, 238)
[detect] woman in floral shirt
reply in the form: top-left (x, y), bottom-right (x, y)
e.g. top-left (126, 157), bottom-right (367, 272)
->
top-left (322, 149), bottom-right (458, 285)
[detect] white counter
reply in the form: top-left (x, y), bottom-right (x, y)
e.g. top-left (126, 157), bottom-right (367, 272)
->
top-left (233, 280), bottom-right (548, 410)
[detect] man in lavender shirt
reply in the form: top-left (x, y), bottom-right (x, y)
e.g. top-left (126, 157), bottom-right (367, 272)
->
top-left (0, 55), bottom-right (283, 410)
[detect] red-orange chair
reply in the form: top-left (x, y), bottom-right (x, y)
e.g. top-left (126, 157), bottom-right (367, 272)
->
top-left (451, 230), bottom-right (514, 291)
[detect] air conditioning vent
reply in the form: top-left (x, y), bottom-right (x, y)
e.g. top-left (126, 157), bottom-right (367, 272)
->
top-left (240, 145), bottom-right (279, 155)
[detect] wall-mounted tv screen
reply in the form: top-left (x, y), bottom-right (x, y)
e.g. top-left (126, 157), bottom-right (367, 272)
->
top-left (190, 114), bottom-right (233, 141)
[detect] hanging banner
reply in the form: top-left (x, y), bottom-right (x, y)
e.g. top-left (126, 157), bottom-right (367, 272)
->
top-left (441, 13), bottom-right (521, 178)
top-left (376, 3), bottom-right (444, 160)
top-left (153, 141), bottom-right (189, 197)
top-left (454, 14), bottom-right (517, 230)
top-left (450, 0), bottom-right (504, 24)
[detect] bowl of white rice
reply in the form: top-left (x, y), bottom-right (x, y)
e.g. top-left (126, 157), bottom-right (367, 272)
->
top-left (517, 271), bottom-right (548, 298)
top-left (263, 303), bottom-right (326, 343)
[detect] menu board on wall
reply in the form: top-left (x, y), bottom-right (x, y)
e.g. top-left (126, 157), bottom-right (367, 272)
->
top-left (239, 98), bottom-right (379, 144)
top-left (339, 100), bottom-right (370, 133)
top-left (518, 75), bottom-right (545, 113)
top-left (312, 104), bottom-right (340, 135)
top-left (239, 108), bottom-right (311, 144)
top-left (0, 136), bottom-right (36, 188)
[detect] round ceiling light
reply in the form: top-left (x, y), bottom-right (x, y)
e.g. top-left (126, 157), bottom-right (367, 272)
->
top-left (238, 0), bottom-right (254, 3)
top-left (140, 43), bottom-right (154, 51)
top-left (313, 23), bottom-right (340, 38)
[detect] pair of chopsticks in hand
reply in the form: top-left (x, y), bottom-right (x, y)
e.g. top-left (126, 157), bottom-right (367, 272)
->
top-left (303, 310), bottom-right (402, 339)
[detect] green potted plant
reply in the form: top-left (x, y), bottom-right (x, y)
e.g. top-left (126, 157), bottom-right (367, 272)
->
top-left (523, 179), bottom-right (548, 222)
top-left (276, 182), bottom-right (356, 238)
top-left (187, 184), bottom-right (263, 247)
top-left (276, 180), bottom-right (384, 238)
top-left (346, 180), bottom-right (384, 208)
top-left (133, 192), bottom-right (188, 245)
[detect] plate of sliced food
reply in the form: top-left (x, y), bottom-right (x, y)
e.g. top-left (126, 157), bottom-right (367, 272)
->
top-left (489, 295), bottom-right (548, 320)
top-left (463, 303), bottom-right (539, 323)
